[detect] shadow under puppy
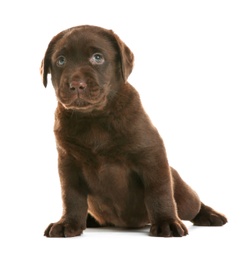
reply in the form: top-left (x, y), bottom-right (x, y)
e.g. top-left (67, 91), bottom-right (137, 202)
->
top-left (41, 25), bottom-right (227, 237)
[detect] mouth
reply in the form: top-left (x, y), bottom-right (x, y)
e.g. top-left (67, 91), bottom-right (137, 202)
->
top-left (72, 98), bottom-right (91, 108)
top-left (62, 96), bottom-right (107, 112)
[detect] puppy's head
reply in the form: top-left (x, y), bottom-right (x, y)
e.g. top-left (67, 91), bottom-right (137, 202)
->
top-left (40, 25), bottom-right (134, 112)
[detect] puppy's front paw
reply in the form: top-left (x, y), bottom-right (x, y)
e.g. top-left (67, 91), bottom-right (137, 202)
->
top-left (149, 220), bottom-right (188, 237)
top-left (44, 220), bottom-right (84, 237)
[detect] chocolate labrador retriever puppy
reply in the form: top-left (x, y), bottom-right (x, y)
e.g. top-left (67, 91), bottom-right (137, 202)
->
top-left (41, 25), bottom-right (227, 237)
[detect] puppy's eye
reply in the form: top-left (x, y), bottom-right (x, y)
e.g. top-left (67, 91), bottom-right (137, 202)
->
top-left (90, 53), bottom-right (105, 65)
top-left (56, 56), bottom-right (66, 67)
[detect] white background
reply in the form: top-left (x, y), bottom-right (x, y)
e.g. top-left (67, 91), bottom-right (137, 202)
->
top-left (0, 0), bottom-right (248, 259)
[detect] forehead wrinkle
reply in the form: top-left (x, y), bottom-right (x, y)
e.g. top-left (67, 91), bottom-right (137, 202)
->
top-left (68, 29), bottom-right (117, 50)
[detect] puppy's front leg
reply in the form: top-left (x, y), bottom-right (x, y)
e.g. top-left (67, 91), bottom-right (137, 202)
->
top-left (142, 160), bottom-right (188, 237)
top-left (44, 154), bottom-right (88, 237)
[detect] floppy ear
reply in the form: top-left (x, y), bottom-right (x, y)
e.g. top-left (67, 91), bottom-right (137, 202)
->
top-left (40, 41), bottom-right (54, 87)
top-left (112, 32), bottom-right (134, 82)
top-left (40, 31), bottom-right (66, 87)
top-left (40, 56), bottom-right (49, 87)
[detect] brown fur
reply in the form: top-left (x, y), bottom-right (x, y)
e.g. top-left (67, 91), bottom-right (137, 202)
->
top-left (41, 25), bottom-right (227, 237)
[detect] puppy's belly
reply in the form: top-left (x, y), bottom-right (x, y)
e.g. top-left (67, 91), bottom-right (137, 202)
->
top-left (86, 163), bottom-right (149, 228)
top-left (87, 193), bottom-right (149, 228)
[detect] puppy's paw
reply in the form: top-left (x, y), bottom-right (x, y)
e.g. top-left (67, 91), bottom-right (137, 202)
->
top-left (149, 219), bottom-right (188, 237)
top-left (192, 203), bottom-right (227, 226)
top-left (44, 220), bottom-right (84, 237)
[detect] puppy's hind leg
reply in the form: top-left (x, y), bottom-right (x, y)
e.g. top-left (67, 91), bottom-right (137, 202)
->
top-left (191, 203), bottom-right (227, 226)
top-left (171, 167), bottom-right (202, 221)
top-left (171, 167), bottom-right (227, 226)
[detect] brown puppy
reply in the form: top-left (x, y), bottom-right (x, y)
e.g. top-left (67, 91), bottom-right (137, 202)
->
top-left (41, 25), bottom-right (227, 237)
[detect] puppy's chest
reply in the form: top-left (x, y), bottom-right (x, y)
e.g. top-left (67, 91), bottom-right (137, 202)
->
top-left (57, 118), bottom-right (119, 154)
top-left (81, 124), bottom-right (111, 150)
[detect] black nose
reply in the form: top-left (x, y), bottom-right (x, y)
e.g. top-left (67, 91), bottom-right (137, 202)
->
top-left (69, 80), bottom-right (87, 92)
